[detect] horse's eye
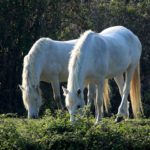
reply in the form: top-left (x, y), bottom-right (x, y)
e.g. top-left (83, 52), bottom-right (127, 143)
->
top-left (77, 105), bottom-right (81, 109)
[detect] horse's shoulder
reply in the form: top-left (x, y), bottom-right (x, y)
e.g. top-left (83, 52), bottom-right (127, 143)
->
top-left (92, 33), bottom-right (107, 48)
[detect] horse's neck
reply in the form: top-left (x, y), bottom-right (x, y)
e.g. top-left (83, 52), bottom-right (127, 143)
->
top-left (68, 31), bottom-right (94, 92)
top-left (22, 55), bottom-right (39, 88)
top-left (67, 50), bottom-right (86, 92)
top-left (67, 69), bottom-right (84, 92)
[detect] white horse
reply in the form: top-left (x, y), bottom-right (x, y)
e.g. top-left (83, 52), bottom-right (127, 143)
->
top-left (19, 37), bottom-right (111, 119)
top-left (62, 26), bottom-right (143, 124)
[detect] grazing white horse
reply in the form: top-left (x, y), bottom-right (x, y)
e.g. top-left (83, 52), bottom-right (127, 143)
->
top-left (63, 26), bottom-right (143, 123)
top-left (19, 38), bottom-right (76, 118)
top-left (19, 37), bottom-right (111, 119)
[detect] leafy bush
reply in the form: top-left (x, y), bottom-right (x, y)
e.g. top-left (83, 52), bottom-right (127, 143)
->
top-left (0, 0), bottom-right (150, 117)
top-left (0, 111), bottom-right (150, 150)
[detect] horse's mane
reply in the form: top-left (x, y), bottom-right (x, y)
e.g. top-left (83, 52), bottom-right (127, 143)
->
top-left (68, 30), bottom-right (94, 91)
top-left (22, 38), bottom-right (52, 89)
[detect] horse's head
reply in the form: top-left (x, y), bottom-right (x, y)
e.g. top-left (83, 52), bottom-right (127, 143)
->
top-left (62, 86), bottom-right (85, 122)
top-left (19, 84), bottom-right (42, 119)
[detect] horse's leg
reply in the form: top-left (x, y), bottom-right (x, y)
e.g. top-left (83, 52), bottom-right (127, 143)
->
top-left (114, 74), bottom-right (124, 97)
top-left (115, 66), bottom-right (135, 122)
top-left (87, 83), bottom-right (96, 105)
top-left (87, 83), bottom-right (98, 117)
top-left (114, 74), bottom-right (127, 122)
top-left (51, 81), bottom-right (64, 110)
top-left (95, 79), bottom-right (104, 124)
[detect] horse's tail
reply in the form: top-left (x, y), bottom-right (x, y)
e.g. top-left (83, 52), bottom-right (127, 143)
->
top-left (130, 63), bottom-right (143, 118)
top-left (103, 79), bottom-right (111, 113)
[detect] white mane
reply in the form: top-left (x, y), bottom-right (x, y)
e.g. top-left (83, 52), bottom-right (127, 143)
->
top-left (22, 38), bottom-right (51, 89)
top-left (22, 38), bottom-right (53, 110)
top-left (67, 30), bottom-right (93, 91)
top-left (22, 38), bottom-right (50, 87)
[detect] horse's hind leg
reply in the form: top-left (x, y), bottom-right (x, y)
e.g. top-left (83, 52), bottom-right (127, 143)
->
top-left (114, 74), bottom-right (124, 97)
top-left (115, 66), bottom-right (135, 122)
top-left (114, 74), bottom-right (127, 122)
top-left (51, 81), bottom-right (64, 110)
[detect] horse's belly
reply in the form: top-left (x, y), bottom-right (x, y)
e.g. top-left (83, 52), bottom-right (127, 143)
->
top-left (107, 62), bottom-right (130, 78)
top-left (59, 72), bottom-right (68, 82)
top-left (40, 68), bottom-right (68, 83)
top-left (107, 70), bottom-right (124, 78)
top-left (40, 72), bottom-right (52, 82)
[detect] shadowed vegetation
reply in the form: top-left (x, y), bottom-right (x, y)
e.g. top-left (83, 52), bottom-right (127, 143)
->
top-left (0, 110), bottom-right (150, 150)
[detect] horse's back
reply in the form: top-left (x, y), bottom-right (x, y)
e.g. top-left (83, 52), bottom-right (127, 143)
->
top-left (101, 26), bottom-right (141, 49)
top-left (29, 37), bottom-right (76, 56)
top-left (26, 37), bottom-right (77, 82)
top-left (101, 26), bottom-right (141, 59)
top-left (99, 26), bottom-right (142, 77)
top-left (101, 26), bottom-right (134, 38)
top-left (37, 38), bottom-right (76, 82)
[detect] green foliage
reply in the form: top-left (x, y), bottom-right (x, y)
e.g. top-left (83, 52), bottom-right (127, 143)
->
top-left (0, 0), bottom-right (150, 117)
top-left (0, 112), bottom-right (150, 150)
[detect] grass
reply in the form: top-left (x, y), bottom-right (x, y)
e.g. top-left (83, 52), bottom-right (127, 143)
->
top-left (0, 110), bottom-right (150, 150)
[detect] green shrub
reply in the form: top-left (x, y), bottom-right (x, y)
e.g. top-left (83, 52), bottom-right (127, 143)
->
top-left (0, 112), bottom-right (150, 150)
top-left (0, 0), bottom-right (149, 118)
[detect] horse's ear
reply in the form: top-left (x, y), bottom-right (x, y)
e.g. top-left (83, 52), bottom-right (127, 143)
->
top-left (62, 86), bottom-right (68, 96)
top-left (19, 85), bottom-right (24, 91)
top-left (77, 89), bottom-right (81, 96)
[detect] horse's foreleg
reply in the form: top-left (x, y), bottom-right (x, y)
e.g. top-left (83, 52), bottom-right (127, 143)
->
top-left (51, 81), bottom-right (64, 110)
top-left (95, 79), bottom-right (104, 124)
top-left (87, 83), bottom-right (96, 105)
top-left (116, 66), bottom-right (135, 122)
top-left (87, 83), bottom-right (98, 117)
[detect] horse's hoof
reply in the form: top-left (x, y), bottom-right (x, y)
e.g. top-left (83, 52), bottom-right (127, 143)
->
top-left (115, 116), bottom-right (124, 123)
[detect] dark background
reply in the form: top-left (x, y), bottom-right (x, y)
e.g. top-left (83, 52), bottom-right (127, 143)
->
top-left (0, 0), bottom-right (150, 117)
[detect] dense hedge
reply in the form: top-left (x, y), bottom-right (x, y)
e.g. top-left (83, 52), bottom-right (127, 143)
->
top-left (0, 111), bottom-right (150, 150)
top-left (0, 0), bottom-right (150, 117)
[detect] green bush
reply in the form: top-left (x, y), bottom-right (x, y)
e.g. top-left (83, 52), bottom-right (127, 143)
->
top-left (0, 0), bottom-right (150, 117)
top-left (0, 111), bottom-right (150, 150)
